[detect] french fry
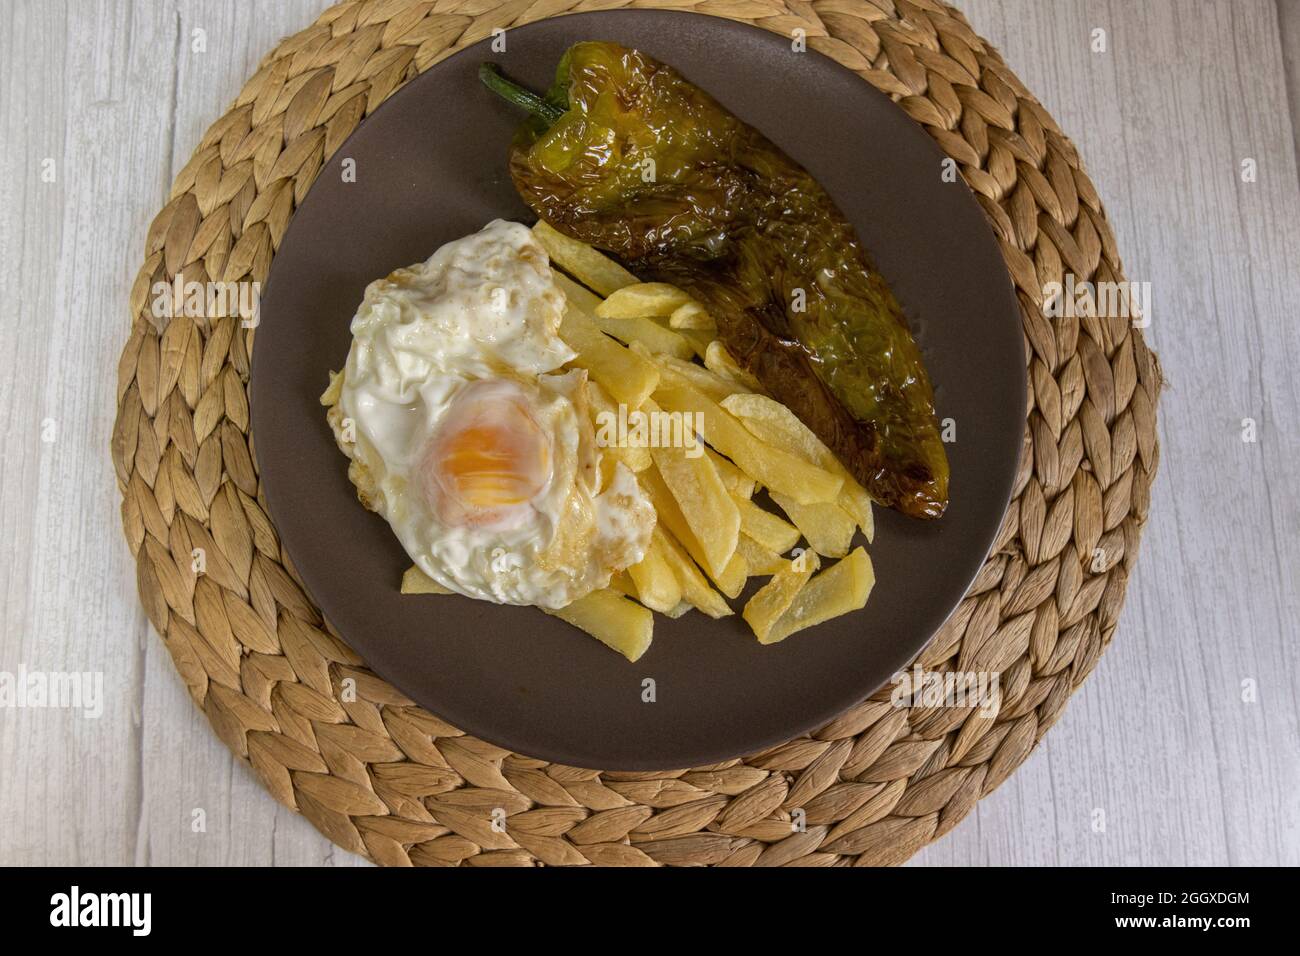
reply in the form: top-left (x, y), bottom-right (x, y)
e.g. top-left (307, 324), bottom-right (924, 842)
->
top-left (648, 439), bottom-right (739, 578)
top-left (653, 383), bottom-right (843, 505)
top-left (711, 551), bottom-right (748, 600)
top-left (559, 306), bottom-right (659, 409)
top-left (721, 392), bottom-right (874, 539)
top-left (706, 447), bottom-right (756, 499)
top-left (596, 282), bottom-right (692, 318)
top-left (627, 536), bottom-right (683, 614)
top-left (669, 301), bottom-right (716, 331)
top-left (587, 380), bottom-right (651, 472)
top-left (704, 340), bottom-right (761, 391)
top-left (651, 526), bottom-right (732, 618)
top-left (553, 271), bottom-right (605, 314)
top-left (559, 273), bottom-right (696, 359)
top-left (545, 588), bottom-right (654, 661)
top-left (609, 570), bottom-right (637, 598)
top-left (743, 551), bottom-right (821, 644)
top-left (734, 495), bottom-right (801, 554)
top-left (677, 328), bottom-right (714, 360)
top-left (770, 493), bottom-right (856, 558)
top-left (646, 347), bottom-right (750, 402)
top-left (534, 221), bottom-right (637, 297)
top-left (594, 314), bottom-right (695, 360)
top-left (400, 565), bottom-right (452, 594)
top-left (764, 547), bottom-right (875, 644)
top-left (639, 471), bottom-right (737, 614)
top-left (736, 534), bottom-right (785, 576)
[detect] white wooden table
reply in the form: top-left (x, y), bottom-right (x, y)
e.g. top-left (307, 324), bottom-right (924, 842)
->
top-left (2, 0), bottom-right (1297, 867)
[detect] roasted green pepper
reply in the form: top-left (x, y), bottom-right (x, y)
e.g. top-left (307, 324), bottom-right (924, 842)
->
top-left (482, 42), bottom-right (950, 519)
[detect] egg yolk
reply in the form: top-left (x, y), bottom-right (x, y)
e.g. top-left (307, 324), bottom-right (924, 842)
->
top-left (425, 382), bottom-right (551, 528)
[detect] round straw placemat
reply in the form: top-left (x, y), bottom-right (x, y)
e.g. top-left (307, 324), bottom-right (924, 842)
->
top-left (112, 0), bottom-right (1162, 867)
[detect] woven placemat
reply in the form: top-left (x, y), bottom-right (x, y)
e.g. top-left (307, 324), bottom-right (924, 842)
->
top-left (112, 0), bottom-right (1161, 867)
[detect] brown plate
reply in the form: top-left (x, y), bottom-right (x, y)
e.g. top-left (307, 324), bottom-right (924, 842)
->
top-left (250, 10), bottom-right (1024, 771)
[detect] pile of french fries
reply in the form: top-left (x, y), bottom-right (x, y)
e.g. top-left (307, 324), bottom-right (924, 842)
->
top-left (402, 222), bottom-right (877, 661)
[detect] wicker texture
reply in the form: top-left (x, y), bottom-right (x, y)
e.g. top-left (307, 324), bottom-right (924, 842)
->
top-left (111, 0), bottom-right (1161, 867)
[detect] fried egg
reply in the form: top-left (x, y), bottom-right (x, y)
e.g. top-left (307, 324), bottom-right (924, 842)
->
top-left (328, 219), bottom-right (654, 609)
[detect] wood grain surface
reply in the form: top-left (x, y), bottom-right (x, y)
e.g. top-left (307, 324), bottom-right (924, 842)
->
top-left (1, 0), bottom-right (1296, 866)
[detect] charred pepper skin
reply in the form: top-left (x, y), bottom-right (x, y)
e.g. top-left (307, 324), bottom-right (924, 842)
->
top-left (482, 43), bottom-right (950, 519)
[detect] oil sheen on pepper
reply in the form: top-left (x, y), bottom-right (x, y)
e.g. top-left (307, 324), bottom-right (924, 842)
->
top-left (484, 42), bottom-right (951, 519)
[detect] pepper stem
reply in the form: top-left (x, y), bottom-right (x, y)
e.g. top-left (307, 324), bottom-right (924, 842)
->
top-left (479, 63), bottom-right (564, 125)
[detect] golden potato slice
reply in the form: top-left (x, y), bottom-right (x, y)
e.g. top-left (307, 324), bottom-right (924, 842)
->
top-left (654, 383), bottom-right (843, 505)
top-left (609, 570), bottom-right (637, 598)
top-left (627, 536), bottom-right (683, 614)
top-left (765, 547), bottom-right (875, 644)
top-left (651, 526), bottom-right (732, 619)
top-left (743, 551), bottom-right (821, 644)
top-left (706, 447), bottom-right (756, 499)
top-left (587, 380), bottom-right (652, 473)
top-left (677, 328), bottom-right (714, 360)
top-left (664, 600), bottom-right (694, 619)
top-left (704, 340), bottom-right (761, 391)
top-left (400, 565), bottom-right (452, 594)
top-left (770, 493), bottom-right (857, 558)
top-left (721, 392), bottom-right (874, 539)
top-left (544, 588), bottom-right (654, 662)
top-left (734, 495), bottom-right (802, 554)
top-left (648, 441), bottom-right (739, 578)
top-left (553, 271), bottom-right (604, 314)
top-left (594, 314), bottom-right (695, 360)
top-left (644, 347), bottom-right (748, 403)
top-left (639, 472), bottom-right (737, 615)
top-left (669, 301), bottom-right (716, 331)
top-left (711, 551), bottom-right (748, 600)
top-left (533, 221), bottom-right (637, 297)
top-left (859, 499), bottom-right (875, 544)
top-left (736, 534), bottom-right (785, 576)
top-left (559, 306), bottom-right (659, 409)
top-left (596, 282), bottom-right (693, 318)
